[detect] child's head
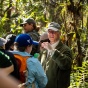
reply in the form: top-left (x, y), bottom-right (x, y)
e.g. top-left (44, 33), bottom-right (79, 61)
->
top-left (5, 34), bottom-right (16, 50)
top-left (14, 34), bottom-right (39, 53)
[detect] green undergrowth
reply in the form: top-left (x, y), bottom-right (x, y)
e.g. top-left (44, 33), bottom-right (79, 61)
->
top-left (69, 60), bottom-right (88, 88)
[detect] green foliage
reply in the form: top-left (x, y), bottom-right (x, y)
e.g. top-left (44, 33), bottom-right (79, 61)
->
top-left (0, 0), bottom-right (88, 86)
top-left (69, 57), bottom-right (88, 88)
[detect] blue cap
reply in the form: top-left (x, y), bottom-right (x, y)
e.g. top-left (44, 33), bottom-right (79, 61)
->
top-left (15, 34), bottom-right (39, 47)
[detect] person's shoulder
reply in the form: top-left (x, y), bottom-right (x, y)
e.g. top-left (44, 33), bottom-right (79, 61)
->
top-left (27, 57), bottom-right (38, 62)
top-left (57, 41), bottom-right (71, 51)
top-left (5, 51), bottom-right (14, 56)
top-left (28, 30), bottom-right (39, 34)
top-left (4, 51), bottom-right (16, 60)
top-left (27, 32), bottom-right (39, 41)
top-left (27, 57), bottom-right (39, 65)
top-left (63, 44), bottom-right (71, 51)
top-left (28, 30), bottom-right (39, 37)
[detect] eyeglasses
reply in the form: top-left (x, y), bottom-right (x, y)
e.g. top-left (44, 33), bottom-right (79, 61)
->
top-left (48, 30), bottom-right (57, 34)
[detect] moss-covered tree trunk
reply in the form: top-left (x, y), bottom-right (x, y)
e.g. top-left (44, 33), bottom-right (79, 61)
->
top-left (69, 0), bottom-right (84, 66)
top-left (0, 0), bottom-right (4, 17)
top-left (74, 15), bottom-right (83, 66)
top-left (3, 0), bottom-right (12, 32)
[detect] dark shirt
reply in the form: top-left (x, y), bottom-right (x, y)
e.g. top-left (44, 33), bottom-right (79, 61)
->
top-left (0, 51), bottom-right (12, 68)
top-left (0, 49), bottom-right (20, 80)
top-left (27, 30), bottom-right (40, 55)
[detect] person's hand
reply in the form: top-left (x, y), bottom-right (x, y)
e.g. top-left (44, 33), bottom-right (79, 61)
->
top-left (18, 83), bottom-right (25, 88)
top-left (41, 42), bottom-right (53, 51)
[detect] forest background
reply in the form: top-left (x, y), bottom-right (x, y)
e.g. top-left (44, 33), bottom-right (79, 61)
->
top-left (0, 0), bottom-right (88, 87)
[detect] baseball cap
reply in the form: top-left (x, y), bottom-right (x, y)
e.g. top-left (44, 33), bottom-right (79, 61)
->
top-left (20, 18), bottom-right (36, 26)
top-left (47, 22), bottom-right (61, 31)
top-left (0, 37), bottom-right (7, 46)
top-left (15, 34), bottom-right (39, 47)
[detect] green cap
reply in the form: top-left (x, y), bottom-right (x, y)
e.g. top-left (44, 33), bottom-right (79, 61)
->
top-left (20, 18), bottom-right (36, 27)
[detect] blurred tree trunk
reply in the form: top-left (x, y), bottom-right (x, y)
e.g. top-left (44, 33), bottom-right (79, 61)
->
top-left (3, 0), bottom-right (12, 32)
top-left (0, 0), bottom-right (4, 17)
top-left (43, 0), bottom-right (62, 23)
top-left (71, 0), bottom-right (83, 67)
top-left (74, 15), bottom-right (83, 67)
top-left (86, 17), bottom-right (88, 47)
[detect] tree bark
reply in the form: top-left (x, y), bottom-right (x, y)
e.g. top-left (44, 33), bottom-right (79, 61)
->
top-left (3, 0), bottom-right (12, 32)
top-left (0, 0), bottom-right (4, 17)
top-left (74, 14), bottom-right (83, 67)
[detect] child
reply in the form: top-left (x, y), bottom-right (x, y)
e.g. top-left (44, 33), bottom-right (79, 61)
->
top-left (13, 34), bottom-right (48, 88)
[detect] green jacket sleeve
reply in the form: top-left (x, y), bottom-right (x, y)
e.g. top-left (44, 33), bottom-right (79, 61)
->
top-left (51, 48), bottom-right (72, 70)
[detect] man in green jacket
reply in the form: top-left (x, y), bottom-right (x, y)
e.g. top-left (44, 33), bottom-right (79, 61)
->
top-left (39, 22), bottom-right (72, 88)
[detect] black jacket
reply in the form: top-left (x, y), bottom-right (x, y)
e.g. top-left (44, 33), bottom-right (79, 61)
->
top-left (0, 49), bottom-right (20, 80)
top-left (27, 30), bottom-right (40, 55)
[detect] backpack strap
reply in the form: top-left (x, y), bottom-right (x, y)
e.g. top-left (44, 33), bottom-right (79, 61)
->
top-left (14, 55), bottom-right (29, 72)
top-left (14, 54), bottom-right (29, 83)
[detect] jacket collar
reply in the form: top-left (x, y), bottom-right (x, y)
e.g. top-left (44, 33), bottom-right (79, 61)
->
top-left (11, 50), bottom-right (32, 57)
top-left (55, 40), bottom-right (63, 50)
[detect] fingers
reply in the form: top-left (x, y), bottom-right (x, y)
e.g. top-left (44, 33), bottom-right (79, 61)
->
top-left (41, 42), bottom-right (48, 49)
top-left (41, 42), bottom-right (52, 51)
top-left (18, 83), bottom-right (25, 88)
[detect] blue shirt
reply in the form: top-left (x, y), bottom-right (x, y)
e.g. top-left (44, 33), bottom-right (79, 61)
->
top-left (12, 51), bottom-right (48, 88)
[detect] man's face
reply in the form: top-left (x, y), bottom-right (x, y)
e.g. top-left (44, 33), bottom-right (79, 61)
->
top-left (23, 23), bottom-right (33, 33)
top-left (48, 29), bottom-right (60, 43)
